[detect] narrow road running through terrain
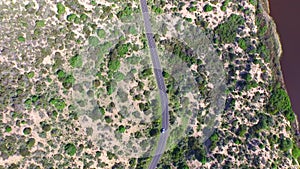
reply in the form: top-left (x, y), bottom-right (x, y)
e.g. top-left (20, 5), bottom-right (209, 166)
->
top-left (140, 0), bottom-right (170, 168)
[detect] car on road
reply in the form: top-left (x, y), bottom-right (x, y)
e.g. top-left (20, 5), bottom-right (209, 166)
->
top-left (161, 128), bottom-right (166, 133)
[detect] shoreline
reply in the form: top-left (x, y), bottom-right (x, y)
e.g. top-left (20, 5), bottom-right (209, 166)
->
top-left (260, 0), bottom-right (300, 136)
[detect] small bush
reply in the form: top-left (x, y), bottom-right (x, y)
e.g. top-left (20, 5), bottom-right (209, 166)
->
top-left (65, 143), bottom-right (77, 156)
top-left (57, 2), bottom-right (65, 15)
top-left (50, 98), bottom-right (66, 111)
top-left (117, 5), bottom-right (133, 19)
top-left (106, 81), bottom-right (116, 95)
top-left (203, 4), bottom-right (213, 12)
top-left (80, 13), bottom-right (88, 22)
top-left (67, 14), bottom-right (77, 22)
top-left (35, 20), bottom-right (45, 27)
top-left (5, 125), bottom-right (12, 132)
top-left (88, 36), bottom-right (100, 46)
top-left (18, 36), bottom-right (25, 42)
top-left (108, 59), bottom-right (121, 71)
top-left (26, 138), bottom-right (35, 148)
top-left (187, 6), bottom-right (197, 12)
top-left (118, 125), bottom-right (126, 133)
top-left (69, 54), bottom-right (83, 68)
top-left (97, 29), bottom-right (106, 38)
top-left (23, 127), bottom-right (32, 135)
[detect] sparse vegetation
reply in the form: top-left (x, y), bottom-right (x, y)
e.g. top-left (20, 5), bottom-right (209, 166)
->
top-left (0, 0), bottom-right (299, 168)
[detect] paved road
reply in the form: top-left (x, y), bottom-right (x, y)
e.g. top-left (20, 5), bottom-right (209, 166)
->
top-left (140, 0), bottom-right (170, 168)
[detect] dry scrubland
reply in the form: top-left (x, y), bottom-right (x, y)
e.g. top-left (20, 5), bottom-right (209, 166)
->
top-left (0, 0), bottom-right (299, 169)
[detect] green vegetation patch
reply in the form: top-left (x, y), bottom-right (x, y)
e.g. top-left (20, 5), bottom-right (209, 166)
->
top-left (69, 54), bottom-right (83, 68)
top-left (23, 127), bottom-right (32, 135)
top-left (106, 81), bottom-right (116, 95)
top-left (117, 125), bottom-right (126, 133)
top-left (50, 98), bottom-right (66, 111)
top-left (187, 6), bottom-right (197, 12)
top-left (88, 36), bottom-right (100, 46)
top-left (126, 55), bottom-right (140, 65)
top-left (221, 0), bottom-right (230, 11)
top-left (152, 5), bottom-right (163, 14)
top-left (57, 2), bottom-right (65, 15)
top-left (65, 143), bottom-right (77, 156)
top-left (279, 137), bottom-right (293, 152)
top-left (80, 13), bottom-right (88, 22)
top-left (113, 72), bottom-right (125, 81)
top-left (26, 138), bottom-right (35, 148)
top-left (203, 4), bottom-right (213, 12)
top-left (117, 5), bottom-right (133, 19)
top-left (67, 14), bottom-right (77, 22)
top-left (267, 86), bottom-right (295, 122)
top-left (17, 36), bottom-right (25, 42)
top-left (56, 70), bottom-right (75, 89)
top-left (5, 125), bottom-right (12, 132)
top-left (26, 71), bottom-right (34, 78)
top-left (117, 43), bottom-right (129, 57)
top-left (35, 20), bottom-right (45, 27)
top-left (108, 59), bottom-right (121, 71)
top-left (97, 29), bottom-right (106, 38)
top-left (214, 14), bottom-right (245, 44)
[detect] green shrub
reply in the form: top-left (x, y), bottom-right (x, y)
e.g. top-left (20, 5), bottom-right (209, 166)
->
top-left (69, 54), bottom-right (83, 68)
top-left (80, 13), bottom-right (88, 22)
top-left (57, 69), bottom-right (66, 80)
top-left (23, 127), bottom-right (32, 135)
top-left (57, 2), bottom-right (65, 15)
top-left (97, 29), bottom-right (106, 38)
top-left (106, 81), bottom-right (116, 95)
top-left (50, 98), bottom-right (66, 111)
top-left (104, 116), bottom-right (113, 123)
top-left (117, 5), bottom-right (133, 19)
top-left (88, 36), bottom-right (99, 46)
top-left (292, 143), bottom-right (300, 160)
top-left (152, 5), bottom-right (163, 14)
top-left (249, 0), bottom-right (257, 6)
top-left (118, 125), bottom-right (126, 133)
top-left (26, 138), bottom-right (35, 148)
top-left (214, 14), bottom-right (245, 44)
top-left (113, 72), bottom-right (125, 81)
top-left (24, 98), bottom-right (32, 108)
top-left (279, 137), bottom-right (293, 151)
top-left (18, 36), bottom-right (25, 42)
top-left (117, 43), bottom-right (129, 57)
top-left (26, 71), bottom-right (34, 78)
top-left (203, 4), bottom-right (213, 12)
top-left (210, 132), bottom-right (219, 142)
top-left (126, 56), bottom-right (140, 64)
top-left (5, 125), bottom-right (12, 132)
top-left (108, 59), bottom-right (120, 71)
top-left (67, 14), bottom-right (77, 22)
top-left (35, 20), bottom-right (45, 27)
top-left (267, 87), bottom-right (294, 122)
top-left (19, 146), bottom-right (30, 156)
top-left (221, 0), bottom-right (230, 11)
top-left (187, 6), bottom-right (197, 12)
top-left (140, 68), bottom-right (152, 78)
top-left (62, 74), bottom-right (75, 89)
top-left (41, 123), bottom-right (51, 132)
top-left (238, 38), bottom-right (247, 51)
top-left (65, 143), bottom-right (77, 156)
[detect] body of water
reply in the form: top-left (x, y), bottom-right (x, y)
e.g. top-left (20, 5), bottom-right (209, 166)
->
top-left (269, 0), bottom-right (300, 122)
